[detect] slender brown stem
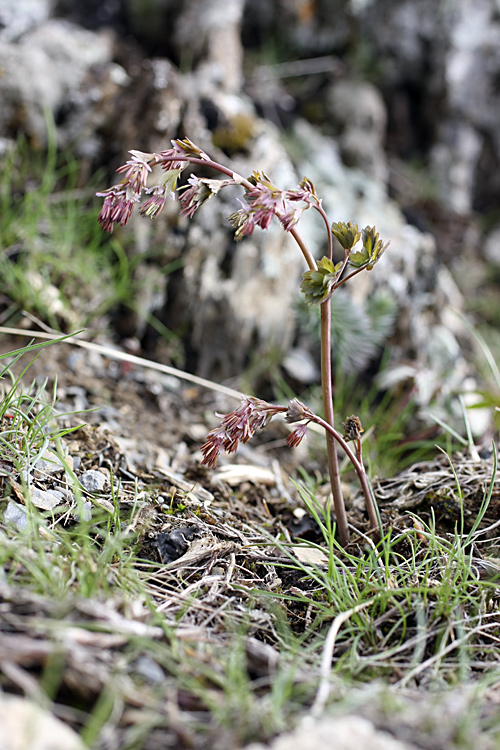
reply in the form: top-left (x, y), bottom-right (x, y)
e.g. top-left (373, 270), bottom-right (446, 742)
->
top-left (354, 438), bottom-right (380, 531)
top-left (292, 201), bottom-right (349, 542)
top-left (310, 412), bottom-right (380, 532)
top-left (308, 204), bottom-right (379, 533)
top-left (292, 200), bottom-right (349, 543)
top-left (289, 227), bottom-right (317, 271)
top-left (314, 203), bottom-right (333, 262)
top-left (320, 300), bottom-right (349, 546)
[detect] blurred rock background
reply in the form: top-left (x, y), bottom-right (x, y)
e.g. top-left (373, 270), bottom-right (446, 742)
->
top-left (1, 0), bottom-right (499, 434)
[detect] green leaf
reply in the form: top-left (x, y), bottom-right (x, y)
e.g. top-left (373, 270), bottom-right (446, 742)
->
top-left (317, 257), bottom-right (338, 274)
top-left (361, 226), bottom-right (390, 270)
top-left (331, 221), bottom-right (361, 251)
top-left (348, 246), bottom-right (371, 268)
top-left (301, 257), bottom-right (342, 305)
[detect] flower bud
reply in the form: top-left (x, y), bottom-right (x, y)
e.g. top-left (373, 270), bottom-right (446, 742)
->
top-left (342, 415), bottom-right (364, 442)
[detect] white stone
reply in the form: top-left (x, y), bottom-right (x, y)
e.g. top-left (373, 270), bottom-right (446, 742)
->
top-left (244, 715), bottom-right (418, 750)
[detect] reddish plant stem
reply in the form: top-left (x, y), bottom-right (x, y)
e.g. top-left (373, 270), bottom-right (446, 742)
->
top-left (314, 203), bottom-right (334, 262)
top-left (311, 413), bottom-right (380, 532)
top-left (320, 300), bottom-right (349, 546)
top-left (289, 227), bottom-right (317, 271)
top-left (314, 201), bottom-right (350, 543)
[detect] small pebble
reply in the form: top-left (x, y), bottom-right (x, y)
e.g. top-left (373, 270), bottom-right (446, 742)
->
top-left (134, 655), bottom-right (165, 684)
top-left (4, 501), bottom-right (28, 530)
top-left (73, 500), bottom-right (93, 523)
top-left (79, 469), bottom-right (106, 492)
top-left (31, 488), bottom-right (67, 510)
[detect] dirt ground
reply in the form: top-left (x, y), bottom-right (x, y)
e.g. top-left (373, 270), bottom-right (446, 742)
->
top-left (2, 331), bottom-right (500, 750)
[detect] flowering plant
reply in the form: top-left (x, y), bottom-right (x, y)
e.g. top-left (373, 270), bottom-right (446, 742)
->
top-left (97, 138), bottom-right (389, 546)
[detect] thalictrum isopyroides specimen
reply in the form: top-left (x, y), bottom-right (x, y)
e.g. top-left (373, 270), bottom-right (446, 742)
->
top-left (97, 138), bottom-right (388, 545)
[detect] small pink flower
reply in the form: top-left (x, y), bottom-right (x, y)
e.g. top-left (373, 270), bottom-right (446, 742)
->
top-left (285, 178), bottom-right (318, 205)
top-left (285, 398), bottom-right (310, 423)
top-left (279, 206), bottom-right (303, 232)
top-left (200, 396), bottom-right (284, 467)
top-left (139, 193), bottom-right (166, 219)
top-left (286, 422), bottom-right (308, 448)
top-left (246, 184), bottom-right (284, 219)
top-left (116, 152), bottom-right (152, 195)
top-left (178, 182), bottom-right (200, 218)
top-left (228, 205), bottom-right (256, 240)
top-left (252, 207), bottom-right (274, 230)
top-left (97, 193), bottom-right (134, 233)
top-left (201, 428), bottom-right (226, 468)
top-left (177, 175), bottom-right (211, 218)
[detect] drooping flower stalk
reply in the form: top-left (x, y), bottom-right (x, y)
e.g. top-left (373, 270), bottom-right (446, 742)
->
top-left (199, 396), bottom-right (378, 534)
top-left (97, 137), bottom-right (389, 546)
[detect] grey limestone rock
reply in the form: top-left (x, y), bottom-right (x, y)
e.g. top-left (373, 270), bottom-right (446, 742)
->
top-left (0, 0), bottom-right (53, 41)
top-left (0, 18), bottom-right (114, 149)
top-left (79, 469), bottom-right (107, 492)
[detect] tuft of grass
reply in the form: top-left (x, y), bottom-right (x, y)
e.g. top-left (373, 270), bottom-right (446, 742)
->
top-left (250, 457), bottom-right (500, 709)
top-left (0, 129), bottom-right (180, 336)
top-left (0, 135), bottom-right (112, 328)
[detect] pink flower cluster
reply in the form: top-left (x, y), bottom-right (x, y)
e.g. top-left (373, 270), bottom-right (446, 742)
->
top-left (201, 397), bottom-right (283, 468)
top-left (97, 139), bottom-right (321, 242)
top-left (97, 150), bottom-right (154, 232)
top-left (97, 147), bottom-right (185, 233)
top-left (201, 396), bottom-right (312, 468)
top-left (228, 175), bottom-right (319, 240)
